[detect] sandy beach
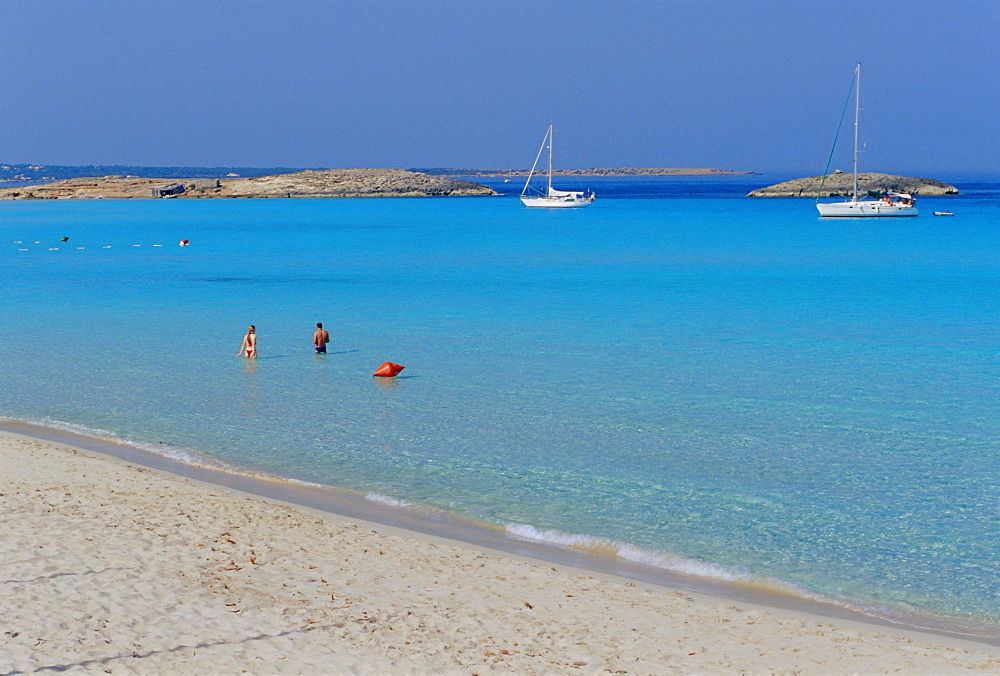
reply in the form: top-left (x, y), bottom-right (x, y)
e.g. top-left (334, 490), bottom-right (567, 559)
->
top-left (2, 429), bottom-right (999, 674)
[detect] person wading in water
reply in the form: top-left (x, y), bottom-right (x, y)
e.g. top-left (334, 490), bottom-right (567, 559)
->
top-left (238, 325), bottom-right (257, 358)
top-left (313, 322), bottom-right (330, 354)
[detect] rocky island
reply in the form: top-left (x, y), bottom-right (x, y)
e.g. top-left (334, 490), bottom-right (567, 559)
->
top-left (747, 172), bottom-right (958, 197)
top-left (0, 169), bottom-right (496, 200)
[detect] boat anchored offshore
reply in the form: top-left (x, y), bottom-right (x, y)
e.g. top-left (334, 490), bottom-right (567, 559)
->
top-left (816, 63), bottom-right (917, 217)
top-left (520, 124), bottom-right (595, 208)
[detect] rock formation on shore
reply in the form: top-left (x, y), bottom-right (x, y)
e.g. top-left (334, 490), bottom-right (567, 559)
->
top-left (223, 169), bottom-right (495, 197)
top-left (0, 169), bottom-right (496, 200)
top-left (747, 172), bottom-right (958, 197)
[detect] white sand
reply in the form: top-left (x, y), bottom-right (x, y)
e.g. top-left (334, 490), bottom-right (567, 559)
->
top-left (2, 430), bottom-right (999, 674)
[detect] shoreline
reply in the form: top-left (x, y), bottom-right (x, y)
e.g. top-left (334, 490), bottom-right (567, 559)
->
top-left (5, 424), bottom-right (1000, 673)
top-left (3, 417), bottom-right (999, 656)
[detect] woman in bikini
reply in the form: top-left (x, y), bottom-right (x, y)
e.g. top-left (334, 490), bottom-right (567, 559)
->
top-left (237, 325), bottom-right (257, 358)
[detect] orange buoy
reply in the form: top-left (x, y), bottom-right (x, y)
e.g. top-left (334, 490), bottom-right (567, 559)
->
top-left (373, 361), bottom-right (405, 378)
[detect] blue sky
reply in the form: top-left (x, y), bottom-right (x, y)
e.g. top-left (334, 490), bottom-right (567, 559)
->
top-left (2, 0), bottom-right (996, 174)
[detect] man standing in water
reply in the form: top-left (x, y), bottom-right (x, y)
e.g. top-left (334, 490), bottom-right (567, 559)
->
top-left (313, 322), bottom-right (330, 354)
top-left (238, 325), bottom-right (257, 358)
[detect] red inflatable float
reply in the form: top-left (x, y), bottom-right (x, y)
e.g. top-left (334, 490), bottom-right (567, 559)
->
top-left (373, 361), bottom-right (405, 378)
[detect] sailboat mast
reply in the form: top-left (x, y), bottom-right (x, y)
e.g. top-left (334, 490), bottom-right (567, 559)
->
top-left (852, 62), bottom-right (860, 201)
top-left (547, 124), bottom-right (553, 195)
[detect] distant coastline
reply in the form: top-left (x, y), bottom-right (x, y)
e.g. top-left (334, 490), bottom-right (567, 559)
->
top-left (0, 165), bottom-right (756, 200)
top-left (419, 167), bottom-right (755, 177)
top-left (0, 163), bottom-right (313, 183)
top-left (0, 163), bottom-right (754, 185)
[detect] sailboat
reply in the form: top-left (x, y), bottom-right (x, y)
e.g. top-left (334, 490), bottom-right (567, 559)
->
top-left (520, 124), bottom-right (595, 208)
top-left (816, 63), bottom-right (917, 217)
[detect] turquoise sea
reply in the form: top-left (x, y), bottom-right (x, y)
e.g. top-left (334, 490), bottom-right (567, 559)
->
top-left (2, 175), bottom-right (999, 637)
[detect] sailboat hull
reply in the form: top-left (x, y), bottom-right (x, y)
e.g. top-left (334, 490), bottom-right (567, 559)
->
top-left (817, 200), bottom-right (918, 217)
top-left (520, 195), bottom-right (595, 208)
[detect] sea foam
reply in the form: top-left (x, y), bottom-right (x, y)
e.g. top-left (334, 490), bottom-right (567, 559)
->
top-left (366, 492), bottom-right (414, 508)
top-left (505, 522), bottom-right (750, 581)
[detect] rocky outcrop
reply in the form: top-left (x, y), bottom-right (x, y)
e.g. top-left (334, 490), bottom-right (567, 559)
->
top-left (222, 169), bottom-right (495, 197)
top-left (747, 172), bottom-right (958, 197)
top-left (0, 169), bottom-right (496, 199)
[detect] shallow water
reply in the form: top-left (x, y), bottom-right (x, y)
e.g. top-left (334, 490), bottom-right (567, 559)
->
top-left (2, 175), bottom-right (998, 633)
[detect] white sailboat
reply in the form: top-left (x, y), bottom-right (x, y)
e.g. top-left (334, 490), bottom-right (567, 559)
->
top-left (520, 124), bottom-right (595, 208)
top-left (816, 63), bottom-right (917, 217)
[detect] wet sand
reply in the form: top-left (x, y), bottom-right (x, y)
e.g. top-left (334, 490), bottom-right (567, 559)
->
top-left (2, 425), bottom-right (1000, 674)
